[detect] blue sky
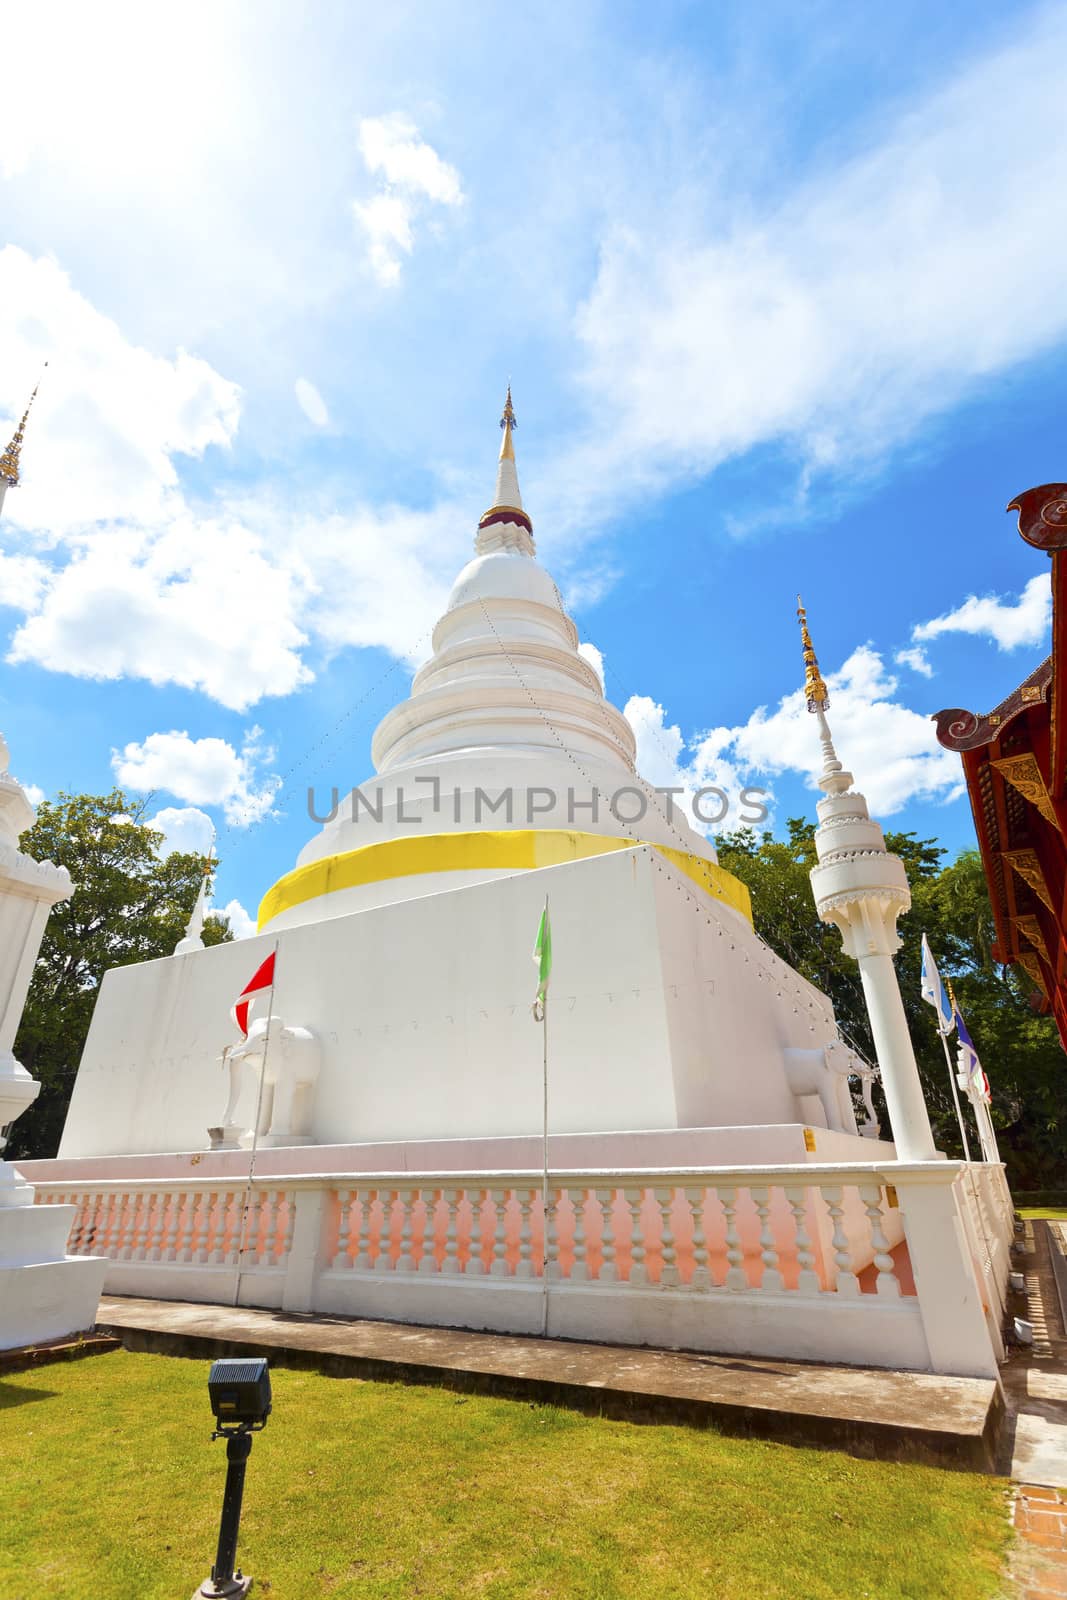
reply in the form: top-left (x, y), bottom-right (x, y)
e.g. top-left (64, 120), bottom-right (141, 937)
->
top-left (0, 0), bottom-right (1064, 935)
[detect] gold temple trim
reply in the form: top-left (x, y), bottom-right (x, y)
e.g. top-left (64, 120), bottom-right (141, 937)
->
top-left (1003, 848), bottom-right (1055, 913)
top-left (1014, 913), bottom-right (1051, 964)
top-left (992, 753), bottom-right (1060, 831)
top-left (1016, 948), bottom-right (1049, 999)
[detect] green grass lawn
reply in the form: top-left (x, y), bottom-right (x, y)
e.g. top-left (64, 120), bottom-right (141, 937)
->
top-left (0, 1350), bottom-right (1010, 1600)
top-left (1018, 1207), bottom-right (1067, 1219)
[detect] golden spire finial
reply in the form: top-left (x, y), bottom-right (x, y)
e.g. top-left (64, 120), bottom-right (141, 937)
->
top-left (797, 595), bottom-right (829, 713)
top-left (499, 383), bottom-right (516, 462)
top-left (0, 365), bottom-right (46, 489)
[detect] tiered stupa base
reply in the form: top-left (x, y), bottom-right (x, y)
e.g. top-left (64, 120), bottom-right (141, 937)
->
top-left (0, 1165), bottom-right (108, 1351)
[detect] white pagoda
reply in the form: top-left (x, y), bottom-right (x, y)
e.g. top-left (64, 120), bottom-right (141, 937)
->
top-left (22, 396), bottom-right (1010, 1382)
top-left (54, 393), bottom-right (878, 1168)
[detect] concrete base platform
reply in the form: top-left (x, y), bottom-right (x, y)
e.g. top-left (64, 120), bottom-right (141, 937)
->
top-left (0, 1255), bottom-right (109, 1352)
top-left (97, 1294), bottom-right (1004, 1472)
top-left (0, 1330), bottom-right (121, 1375)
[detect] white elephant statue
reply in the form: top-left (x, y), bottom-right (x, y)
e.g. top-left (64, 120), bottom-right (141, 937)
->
top-left (782, 1039), bottom-right (862, 1135)
top-left (214, 1016), bottom-right (321, 1147)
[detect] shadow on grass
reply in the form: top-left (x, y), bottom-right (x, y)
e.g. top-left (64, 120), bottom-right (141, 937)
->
top-left (0, 1380), bottom-right (59, 1411)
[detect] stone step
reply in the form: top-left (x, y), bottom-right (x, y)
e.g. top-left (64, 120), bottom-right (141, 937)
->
top-left (97, 1293), bottom-right (1003, 1472)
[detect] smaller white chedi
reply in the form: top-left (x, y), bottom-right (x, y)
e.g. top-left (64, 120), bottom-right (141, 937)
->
top-left (797, 603), bottom-right (937, 1163)
top-left (55, 395), bottom-right (892, 1170)
top-left (0, 733), bottom-right (107, 1349)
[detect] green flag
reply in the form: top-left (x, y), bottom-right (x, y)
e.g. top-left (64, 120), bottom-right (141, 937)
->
top-left (532, 905), bottom-right (552, 1020)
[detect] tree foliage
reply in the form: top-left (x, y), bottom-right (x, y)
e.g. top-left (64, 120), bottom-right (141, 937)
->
top-left (10, 790), bottom-right (233, 1160)
top-left (717, 820), bottom-right (1067, 1188)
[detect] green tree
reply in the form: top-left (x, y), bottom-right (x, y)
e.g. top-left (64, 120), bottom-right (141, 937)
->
top-left (9, 790), bottom-right (233, 1160)
top-left (717, 822), bottom-right (1067, 1188)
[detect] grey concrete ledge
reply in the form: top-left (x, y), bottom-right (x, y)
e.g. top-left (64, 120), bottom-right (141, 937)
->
top-left (96, 1294), bottom-right (1003, 1473)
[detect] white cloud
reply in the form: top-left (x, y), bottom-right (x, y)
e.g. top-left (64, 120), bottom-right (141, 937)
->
top-left (358, 114), bottom-right (463, 206)
top-left (895, 645), bottom-right (933, 678)
top-left (913, 572), bottom-right (1051, 652)
top-left (294, 378), bottom-right (329, 428)
top-left (0, 247), bottom-right (241, 535)
top-left (0, 550), bottom-right (49, 612)
top-left (0, 250), bottom-right (317, 711)
top-left (112, 728), bottom-right (279, 827)
top-left (148, 805), bottom-right (215, 858)
top-left (570, 8), bottom-right (1067, 513)
top-left (8, 510), bottom-right (312, 711)
top-left (577, 641), bottom-right (604, 685)
top-left (354, 194), bottom-right (415, 286)
top-left (212, 898), bottom-right (256, 939)
top-left (624, 692), bottom-right (768, 835)
top-left (20, 781), bottom-right (45, 807)
top-left (354, 114), bottom-right (463, 286)
top-left (626, 645), bottom-right (964, 826)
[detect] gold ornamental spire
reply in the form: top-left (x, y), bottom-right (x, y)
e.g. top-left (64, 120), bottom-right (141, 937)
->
top-left (0, 367), bottom-right (45, 489)
top-left (499, 383), bottom-right (516, 461)
top-left (797, 595), bottom-right (829, 713)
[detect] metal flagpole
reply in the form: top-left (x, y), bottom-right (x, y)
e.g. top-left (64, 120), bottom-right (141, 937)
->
top-left (539, 895), bottom-right (550, 1339)
top-left (942, 979), bottom-right (977, 1164)
top-left (938, 1025), bottom-right (972, 1164)
top-left (233, 939), bottom-right (280, 1309)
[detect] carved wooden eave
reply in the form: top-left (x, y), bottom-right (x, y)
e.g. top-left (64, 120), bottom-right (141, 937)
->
top-left (1014, 913), bottom-right (1051, 964)
top-left (932, 658), bottom-right (1052, 753)
top-left (1017, 948), bottom-right (1051, 999)
top-left (1003, 848), bottom-right (1055, 913)
top-left (1008, 482), bottom-right (1067, 554)
top-left (991, 752), bottom-right (1060, 831)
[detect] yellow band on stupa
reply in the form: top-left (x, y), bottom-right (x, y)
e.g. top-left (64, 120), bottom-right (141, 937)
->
top-left (257, 828), bottom-right (753, 930)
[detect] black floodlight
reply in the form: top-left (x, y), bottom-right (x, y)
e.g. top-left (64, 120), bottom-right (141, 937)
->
top-left (195, 1358), bottom-right (271, 1599)
top-left (208, 1358), bottom-right (272, 1436)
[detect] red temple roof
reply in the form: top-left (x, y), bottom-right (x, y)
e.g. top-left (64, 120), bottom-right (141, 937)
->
top-left (934, 484), bottom-right (1067, 1047)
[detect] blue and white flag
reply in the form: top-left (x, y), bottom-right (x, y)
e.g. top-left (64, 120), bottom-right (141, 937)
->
top-left (954, 1002), bottom-right (991, 1103)
top-left (920, 933), bottom-right (955, 1036)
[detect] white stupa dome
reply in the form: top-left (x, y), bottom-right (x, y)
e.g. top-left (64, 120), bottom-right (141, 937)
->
top-left (258, 390), bottom-right (747, 933)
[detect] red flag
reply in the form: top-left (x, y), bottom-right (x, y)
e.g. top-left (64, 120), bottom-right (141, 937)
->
top-left (231, 951), bottom-right (275, 1037)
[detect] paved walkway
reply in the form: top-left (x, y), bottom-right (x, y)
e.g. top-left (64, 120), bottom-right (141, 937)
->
top-left (97, 1292), bottom-right (1000, 1470)
top-left (1001, 1221), bottom-right (1067, 1598)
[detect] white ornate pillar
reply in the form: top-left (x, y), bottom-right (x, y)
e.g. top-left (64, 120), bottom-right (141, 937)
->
top-left (0, 735), bottom-right (71, 1147)
top-left (798, 606), bottom-right (937, 1162)
top-left (0, 735), bottom-right (108, 1347)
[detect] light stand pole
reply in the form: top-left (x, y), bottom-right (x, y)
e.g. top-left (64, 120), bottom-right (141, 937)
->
top-left (203, 1432), bottom-right (254, 1598)
top-left (194, 1358), bottom-right (272, 1600)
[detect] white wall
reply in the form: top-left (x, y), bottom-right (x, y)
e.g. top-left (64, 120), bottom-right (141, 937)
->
top-left (60, 846), bottom-right (845, 1160)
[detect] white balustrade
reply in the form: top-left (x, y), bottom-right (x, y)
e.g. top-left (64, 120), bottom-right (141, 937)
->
top-left (31, 1159), bottom-right (1007, 1379)
top-left (751, 1186), bottom-right (784, 1292)
top-left (624, 1187), bottom-right (647, 1286)
top-left (396, 1190), bottom-right (416, 1274)
top-left (656, 1187), bottom-right (679, 1287)
top-left (860, 1183), bottom-right (900, 1299)
top-left (515, 1188), bottom-right (535, 1279)
top-left (570, 1190), bottom-right (589, 1283)
top-left (784, 1185), bottom-right (821, 1295)
top-left (687, 1188), bottom-right (709, 1292)
top-left (334, 1189), bottom-right (354, 1269)
top-left (441, 1189), bottom-right (461, 1275)
top-left (720, 1187), bottom-right (748, 1290)
top-left (419, 1190), bottom-right (439, 1274)
top-left (597, 1188), bottom-right (617, 1285)
top-left (489, 1188), bottom-right (508, 1278)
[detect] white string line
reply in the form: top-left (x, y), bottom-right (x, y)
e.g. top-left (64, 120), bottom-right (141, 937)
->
top-left (542, 577), bottom-right (886, 1064)
top-left (185, 624), bottom-right (435, 902)
top-left (473, 596), bottom-right (857, 1048)
top-left (546, 573), bottom-right (735, 799)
